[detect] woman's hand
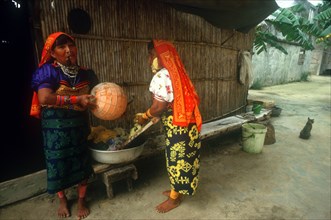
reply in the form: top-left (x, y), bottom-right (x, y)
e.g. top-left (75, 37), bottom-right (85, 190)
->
top-left (134, 113), bottom-right (148, 125)
top-left (77, 95), bottom-right (97, 110)
top-left (134, 98), bottom-right (167, 125)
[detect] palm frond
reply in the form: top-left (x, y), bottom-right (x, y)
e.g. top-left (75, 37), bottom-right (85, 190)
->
top-left (320, 25), bottom-right (331, 37)
top-left (254, 1), bottom-right (330, 54)
top-left (254, 31), bottom-right (288, 55)
top-left (314, 8), bottom-right (331, 22)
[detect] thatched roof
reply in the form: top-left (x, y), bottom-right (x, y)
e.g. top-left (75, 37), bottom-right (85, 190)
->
top-left (159, 0), bottom-right (279, 33)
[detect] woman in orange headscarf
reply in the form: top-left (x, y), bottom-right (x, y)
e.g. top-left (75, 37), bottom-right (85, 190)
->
top-left (30, 32), bottom-right (98, 219)
top-left (135, 40), bottom-right (202, 213)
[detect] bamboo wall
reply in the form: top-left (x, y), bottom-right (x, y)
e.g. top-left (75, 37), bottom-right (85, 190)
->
top-left (36, 0), bottom-right (255, 130)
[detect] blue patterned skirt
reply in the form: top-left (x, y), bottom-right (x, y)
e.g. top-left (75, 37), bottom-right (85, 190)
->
top-left (161, 109), bottom-right (201, 195)
top-left (41, 108), bottom-right (93, 194)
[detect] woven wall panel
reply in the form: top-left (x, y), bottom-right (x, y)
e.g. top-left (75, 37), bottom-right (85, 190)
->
top-left (37, 0), bottom-right (254, 129)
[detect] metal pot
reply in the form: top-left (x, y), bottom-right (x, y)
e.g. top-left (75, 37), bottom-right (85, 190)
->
top-left (89, 143), bottom-right (145, 164)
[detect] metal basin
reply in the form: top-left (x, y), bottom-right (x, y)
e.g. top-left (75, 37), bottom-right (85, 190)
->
top-left (89, 143), bottom-right (145, 164)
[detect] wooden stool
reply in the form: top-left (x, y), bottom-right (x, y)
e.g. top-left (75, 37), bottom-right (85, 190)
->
top-left (101, 164), bottom-right (138, 199)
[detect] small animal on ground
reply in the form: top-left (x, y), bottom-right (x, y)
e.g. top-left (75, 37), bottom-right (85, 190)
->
top-left (299, 117), bottom-right (314, 139)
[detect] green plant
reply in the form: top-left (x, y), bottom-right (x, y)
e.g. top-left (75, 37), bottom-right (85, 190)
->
top-left (254, 29), bottom-right (288, 55)
top-left (301, 71), bottom-right (311, 81)
top-left (254, 0), bottom-right (331, 55)
top-left (250, 80), bottom-right (263, 90)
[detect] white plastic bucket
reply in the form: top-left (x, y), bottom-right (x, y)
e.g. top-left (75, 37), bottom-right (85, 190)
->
top-left (242, 123), bottom-right (267, 153)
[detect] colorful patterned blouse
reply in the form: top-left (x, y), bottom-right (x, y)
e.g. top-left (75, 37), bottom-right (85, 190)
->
top-left (31, 63), bottom-right (98, 110)
top-left (149, 68), bottom-right (174, 103)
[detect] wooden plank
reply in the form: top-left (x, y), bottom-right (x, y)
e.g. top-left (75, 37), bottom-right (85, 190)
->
top-left (200, 117), bottom-right (244, 140)
top-left (92, 163), bottom-right (113, 174)
top-left (200, 109), bottom-right (271, 139)
top-left (92, 162), bottom-right (133, 174)
top-left (0, 170), bottom-right (46, 207)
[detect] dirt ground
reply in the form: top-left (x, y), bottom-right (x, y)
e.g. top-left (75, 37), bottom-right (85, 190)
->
top-left (1, 75), bottom-right (330, 220)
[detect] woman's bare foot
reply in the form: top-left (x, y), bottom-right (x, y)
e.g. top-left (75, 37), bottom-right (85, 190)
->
top-left (156, 197), bottom-right (181, 213)
top-left (58, 196), bottom-right (70, 218)
top-left (77, 198), bottom-right (90, 219)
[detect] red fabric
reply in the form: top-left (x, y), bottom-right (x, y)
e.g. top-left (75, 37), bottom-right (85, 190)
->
top-left (153, 40), bottom-right (202, 131)
top-left (30, 92), bottom-right (41, 118)
top-left (70, 95), bottom-right (78, 104)
top-left (78, 183), bottom-right (87, 198)
top-left (57, 191), bottom-right (65, 198)
top-left (30, 32), bottom-right (74, 119)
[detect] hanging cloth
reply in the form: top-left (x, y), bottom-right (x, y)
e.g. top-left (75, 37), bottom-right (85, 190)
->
top-left (238, 50), bottom-right (253, 86)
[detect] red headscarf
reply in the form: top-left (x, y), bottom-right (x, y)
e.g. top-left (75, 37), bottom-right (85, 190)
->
top-left (153, 40), bottom-right (202, 131)
top-left (30, 32), bottom-right (74, 119)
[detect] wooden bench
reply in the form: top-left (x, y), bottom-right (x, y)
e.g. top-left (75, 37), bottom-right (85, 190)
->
top-left (92, 163), bottom-right (138, 199)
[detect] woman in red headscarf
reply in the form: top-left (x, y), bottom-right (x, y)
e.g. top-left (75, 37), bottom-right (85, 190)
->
top-left (30, 32), bottom-right (98, 219)
top-left (135, 40), bottom-right (202, 213)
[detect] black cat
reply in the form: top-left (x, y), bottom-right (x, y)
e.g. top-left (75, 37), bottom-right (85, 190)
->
top-left (299, 117), bottom-right (314, 139)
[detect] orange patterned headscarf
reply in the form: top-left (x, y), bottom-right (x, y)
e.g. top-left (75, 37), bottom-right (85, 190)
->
top-left (153, 40), bottom-right (202, 131)
top-left (30, 32), bottom-right (74, 118)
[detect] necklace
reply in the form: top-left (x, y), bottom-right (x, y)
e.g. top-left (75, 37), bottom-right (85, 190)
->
top-left (57, 62), bottom-right (79, 90)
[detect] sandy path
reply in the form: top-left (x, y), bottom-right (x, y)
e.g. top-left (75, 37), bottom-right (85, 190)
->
top-left (1, 75), bottom-right (330, 219)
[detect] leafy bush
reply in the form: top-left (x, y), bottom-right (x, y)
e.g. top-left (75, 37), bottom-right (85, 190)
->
top-left (250, 80), bottom-right (264, 90)
top-left (254, 1), bottom-right (331, 54)
top-left (301, 71), bottom-right (311, 81)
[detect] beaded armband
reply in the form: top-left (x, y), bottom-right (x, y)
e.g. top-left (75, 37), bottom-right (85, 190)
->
top-left (141, 113), bottom-right (149, 120)
top-left (146, 108), bottom-right (153, 118)
top-left (142, 108), bottom-right (154, 120)
top-left (56, 95), bottom-right (78, 106)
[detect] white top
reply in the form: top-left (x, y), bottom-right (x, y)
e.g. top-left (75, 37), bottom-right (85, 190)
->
top-left (149, 68), bottom-right (174, 102)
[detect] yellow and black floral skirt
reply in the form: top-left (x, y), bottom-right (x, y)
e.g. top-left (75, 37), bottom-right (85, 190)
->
top-left (161, 109), bottom-right (201, 195)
